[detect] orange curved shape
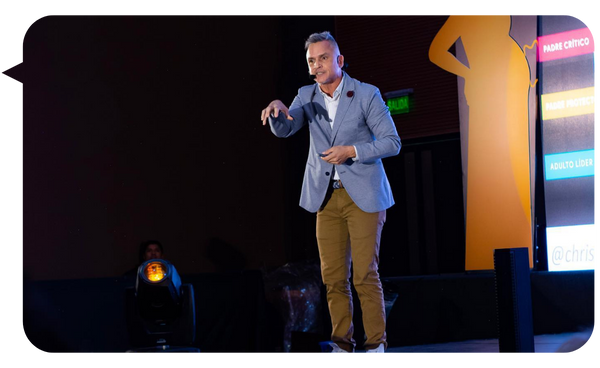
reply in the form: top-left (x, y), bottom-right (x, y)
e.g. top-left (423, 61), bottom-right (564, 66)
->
top-left (430, 16), bottom-right (533, 270)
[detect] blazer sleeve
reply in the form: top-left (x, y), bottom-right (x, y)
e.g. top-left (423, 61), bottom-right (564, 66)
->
top-left (268, 91), bottom-right (307, 138)
top-left (353, 87), bottom-right (401, 163)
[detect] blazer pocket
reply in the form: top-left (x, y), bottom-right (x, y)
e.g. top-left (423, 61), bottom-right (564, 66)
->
top-left (338, 116), bottom-right (365, 135)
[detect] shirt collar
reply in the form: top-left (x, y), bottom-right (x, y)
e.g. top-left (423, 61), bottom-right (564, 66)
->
top-left (318, 73), bottom-right (345, 100)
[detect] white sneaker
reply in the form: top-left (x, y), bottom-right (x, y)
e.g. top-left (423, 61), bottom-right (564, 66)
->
top-left (365, 343), bottom-right (385, 353)
top-left (325, 341), bottom-right (350, 356)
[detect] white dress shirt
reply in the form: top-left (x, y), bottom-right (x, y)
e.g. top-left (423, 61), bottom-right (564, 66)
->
top-left (317, 74), bottom-right (358, 181)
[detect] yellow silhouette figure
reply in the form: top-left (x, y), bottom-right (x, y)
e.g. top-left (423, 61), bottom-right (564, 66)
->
top-left (429, 16), bottom-right (533, 270)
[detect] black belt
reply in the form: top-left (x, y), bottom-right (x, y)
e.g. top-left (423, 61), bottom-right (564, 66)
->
top-left (332, 180), bottom-right (344, 189)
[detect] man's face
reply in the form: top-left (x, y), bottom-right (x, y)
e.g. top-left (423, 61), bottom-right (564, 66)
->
top-left (144, 244), bottom-right (163, 261)
top-left (306, 40), bottom-right (344, 86)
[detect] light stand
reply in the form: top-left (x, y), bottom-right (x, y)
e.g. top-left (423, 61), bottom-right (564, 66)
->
top-left (125, 259), bottom-right (199, 352)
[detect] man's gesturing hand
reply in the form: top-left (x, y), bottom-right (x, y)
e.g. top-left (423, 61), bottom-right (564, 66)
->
top-left (261, 100), bottom-right (294, 126)
top-left (320, 146), bottom-right (356, 165)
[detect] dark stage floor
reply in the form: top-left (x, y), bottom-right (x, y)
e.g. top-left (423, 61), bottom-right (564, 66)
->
top-left (378, 331), bottom-right (594, 353)
top-left (22, 270), bottom-right (594, 353)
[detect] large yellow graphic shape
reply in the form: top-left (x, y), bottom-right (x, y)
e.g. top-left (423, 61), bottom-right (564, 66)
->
top-left (429, 16), bottom-right (533, 269)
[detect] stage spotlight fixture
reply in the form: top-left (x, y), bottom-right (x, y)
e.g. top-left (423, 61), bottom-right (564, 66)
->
top-left (136, 260), bottom-right (183, 321)
top-left (126, 259), bottom-right (198, 351)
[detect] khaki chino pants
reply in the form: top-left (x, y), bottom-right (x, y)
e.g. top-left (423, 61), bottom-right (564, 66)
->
top-left (316, 187), bottom-right (387, 352)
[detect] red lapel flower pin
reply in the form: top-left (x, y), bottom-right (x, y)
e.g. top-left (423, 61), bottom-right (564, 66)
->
top-left (347, 91), bottom-right (354, 97)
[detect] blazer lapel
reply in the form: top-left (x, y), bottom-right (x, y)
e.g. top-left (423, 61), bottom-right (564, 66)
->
top-left (311, 84), bottom-right (333, 138)
top-left (331, 76), bottom-right (355, 144)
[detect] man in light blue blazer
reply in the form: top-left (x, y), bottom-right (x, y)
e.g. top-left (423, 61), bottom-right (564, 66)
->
top-left (261, 31), bottom-right (401, 353)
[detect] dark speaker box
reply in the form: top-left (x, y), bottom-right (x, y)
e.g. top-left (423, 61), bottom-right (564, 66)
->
top-left (494, 248), bottom-right (535, 352)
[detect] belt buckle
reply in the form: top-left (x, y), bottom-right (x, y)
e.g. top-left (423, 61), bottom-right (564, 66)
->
top-left (333, 180), bottom-right (343, 189)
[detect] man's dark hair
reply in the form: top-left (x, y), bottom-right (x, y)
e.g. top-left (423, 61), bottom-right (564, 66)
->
top-left (138, 240), bottom-right (163, 263)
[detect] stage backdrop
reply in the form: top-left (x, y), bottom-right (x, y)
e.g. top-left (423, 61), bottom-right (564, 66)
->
top-left (429, 16), bottom-right (538, 270)
top-left (16, 16), bottom-right (337, 281)
top-left (538, 16), bottom-right (595, 272)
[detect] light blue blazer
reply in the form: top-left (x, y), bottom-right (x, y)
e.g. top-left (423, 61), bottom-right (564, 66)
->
top-left (269, 74), bottom-right (401, 213)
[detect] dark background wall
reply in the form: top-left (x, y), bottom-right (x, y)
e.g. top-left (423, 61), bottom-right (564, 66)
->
top-left (22, 16), bottom-right (464, 281)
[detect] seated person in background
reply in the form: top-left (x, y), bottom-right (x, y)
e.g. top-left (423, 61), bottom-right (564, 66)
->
top-left (123, 240), bottom-right (165, 280)
top-left (139, 240), bottom-right (164, 262)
